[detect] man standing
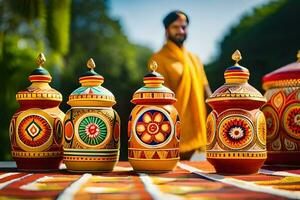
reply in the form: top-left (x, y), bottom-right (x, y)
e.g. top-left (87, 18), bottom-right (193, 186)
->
top-left (149, 10), bottom-right (211, 160)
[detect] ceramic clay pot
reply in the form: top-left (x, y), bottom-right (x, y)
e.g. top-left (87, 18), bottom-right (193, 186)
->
top-left (128, 62), bottom-right (180, 172)
top-left (206, 50), bottom-right (267, 174)
top-left (262, 51), bottom-right (300, 165)
top-left (63, 58), bottom-right (120, 172)
top-left (10, 53), bottom-right (64, 170)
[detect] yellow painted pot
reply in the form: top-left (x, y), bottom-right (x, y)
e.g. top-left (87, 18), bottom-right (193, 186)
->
top-left (128, 62), bottom-right (180, 172)
top-left (63, 59), bottom-right (120, 172)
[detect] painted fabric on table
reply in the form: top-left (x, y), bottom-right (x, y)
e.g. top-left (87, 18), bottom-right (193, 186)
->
top-left (0, 162), bottom-right (300, 199)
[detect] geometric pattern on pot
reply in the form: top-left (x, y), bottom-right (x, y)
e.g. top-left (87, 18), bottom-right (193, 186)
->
top-left (15, 109), bottom-right (53, 152)
top-left (262, 105), bottom-right (279, 141)
top-left (113, 121), bottom-right (120, 143)
top-left (206, 112), bottom-right (216, 149)
top-left (175, 115), bottom-right (181, 142)
top-left (256, 111), bottom-right (267, 147)
top-left (55, 119), bottom-right (63, 144)
top-left (128, 115), bottom-right (132, 141)
top-left (64, 120), bottom-right (74, 143)
top-left (9, 118), bottom-right (16, 141)
top-left (283, 103), bottom-right (300, 140)
top-left (133, 107), bottom-right (174, 148)
top-left (75, 113), bottom-right (111, 148)
top-left (218, 115), bottom-right (254, 150)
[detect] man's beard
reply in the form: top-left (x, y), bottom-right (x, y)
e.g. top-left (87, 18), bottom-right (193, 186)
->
top-left (168, 34), bottom-right (187, 47)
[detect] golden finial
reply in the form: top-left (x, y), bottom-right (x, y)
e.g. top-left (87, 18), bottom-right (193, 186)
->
top-left (87, 58), bottom-right (96, 70)
top-left (36, 53), bottom-right (46, 67)
top-left (232, 50), bottom-right (242, 66)
top-left (150, 61), bottom-right (158, 72)
top-left (297, 50), bottom-right (300, 62)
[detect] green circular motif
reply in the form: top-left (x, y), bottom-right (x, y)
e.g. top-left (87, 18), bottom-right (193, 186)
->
top-left (78, 116), bottom-right (107, 146)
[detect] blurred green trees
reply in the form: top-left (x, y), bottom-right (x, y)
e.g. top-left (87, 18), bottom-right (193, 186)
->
top-left (0, 0), bottom-right (152, 160)
top-left (206, 0), bottom-right (300, 92)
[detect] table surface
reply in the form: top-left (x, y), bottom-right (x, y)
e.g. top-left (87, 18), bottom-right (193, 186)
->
top-left (0, 161), bottom-right (300, 200)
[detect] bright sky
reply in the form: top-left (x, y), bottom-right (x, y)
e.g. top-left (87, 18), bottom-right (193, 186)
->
top-left (109, 0), bottom-right (269, 64)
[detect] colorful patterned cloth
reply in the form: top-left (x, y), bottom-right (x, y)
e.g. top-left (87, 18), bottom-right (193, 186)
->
top-left (0, 161), bottom-right (299, 199)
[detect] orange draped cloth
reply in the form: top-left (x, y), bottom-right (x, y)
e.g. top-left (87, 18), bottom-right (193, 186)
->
top-left (149, 40), bottom-right (209, 153)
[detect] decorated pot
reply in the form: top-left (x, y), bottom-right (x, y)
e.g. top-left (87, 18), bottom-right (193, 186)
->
top-left (206, 50), bottom-right (267, 174)
top-left (10, 53), bottom-right (64, 170)
top-left (128, 62), bottom-right (180, 172)
top-left (63, 58), bottom-right (120, 172)
top-left (262, 51), bottom-right (300, 165)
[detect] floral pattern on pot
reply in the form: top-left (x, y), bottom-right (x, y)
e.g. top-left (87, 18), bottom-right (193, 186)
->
top-left (283, 103), bottom-right (300, 140)
top-left (78, 115), bottom-right (108, 146)
top-left (134, 108), bottom-right (173, 147)
top-left (219, 115), bottom-right (254, 150)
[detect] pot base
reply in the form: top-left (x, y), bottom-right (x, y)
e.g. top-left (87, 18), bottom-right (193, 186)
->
top-left (129, 158), bottom-right (179, 172)
top-left (14, 157), bottom-right (62, 171)
top-left (64, 161), bottom-right (116, 172)
top-left (266, 151), bottom-right (300, 165)
top-left (207, 158), bottom-right (266, 174)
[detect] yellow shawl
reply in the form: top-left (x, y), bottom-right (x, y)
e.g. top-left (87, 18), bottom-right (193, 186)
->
top-left (149, 41), bottom-right (208, 153)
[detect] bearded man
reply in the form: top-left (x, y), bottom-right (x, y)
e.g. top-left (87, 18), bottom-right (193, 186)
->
top-left (149, 10), bottom-right (211, 160)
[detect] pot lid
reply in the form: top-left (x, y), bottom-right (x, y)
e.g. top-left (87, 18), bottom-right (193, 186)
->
top-left (206, 50), bottom-right (266, 104)
top-left (67, 58), bottom-right (116, 107)
top-left (16, 53), bottom-right (62, 103)
top-left (131, 61), bottom-right (176, 105)
top-left (262, 50), bottom-right (300, 90)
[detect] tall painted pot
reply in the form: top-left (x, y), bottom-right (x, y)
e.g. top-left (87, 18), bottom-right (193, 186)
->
top-left (128, 62), bottom-right (180, 172)
top-left (262, 51), bottom-right (300, 165)
top-left (63, 59), bottom-right (120, 172)
top-left (206, 50), bottom-right (267, 174)
top-left (10, 53), bottom-right (64, 170)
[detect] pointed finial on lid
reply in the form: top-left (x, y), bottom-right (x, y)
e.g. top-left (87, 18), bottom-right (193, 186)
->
top-left (36, 53), bottom-right (46, 67)
top-left (149, 61), bottom-right (158, 72)
top-left (297, 50), bottom-right (300, 62)
top-left (232, 50), bottom-right (242, 66)
top-left (87, 58), bottom-right (96, 70)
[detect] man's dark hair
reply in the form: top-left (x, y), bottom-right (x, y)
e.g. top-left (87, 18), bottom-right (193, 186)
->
top-left (163, 10), bottom-right (189, 28)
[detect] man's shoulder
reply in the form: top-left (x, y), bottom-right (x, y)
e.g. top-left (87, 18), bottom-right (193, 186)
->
top-left (151, 47), bottom-right (166, 57)
top-left (186, 50), bottom-right (202, 63)
top-left (149, 48), bottom-right (168, 63)
top-left (186, 50), bottom-right (197, 57)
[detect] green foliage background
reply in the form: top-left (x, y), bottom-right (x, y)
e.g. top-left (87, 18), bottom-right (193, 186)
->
top-left (0, 0), bottom-right (152, 160)
top-left (206, 0), bottom-right (300, 92)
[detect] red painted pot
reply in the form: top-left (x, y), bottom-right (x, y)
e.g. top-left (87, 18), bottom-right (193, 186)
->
top-left (206, 50), bottom-right (267, 174)
top-left (262, 51), bottom-right (300, 165)
top-left (10, 53), bottom-right (64, 170)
